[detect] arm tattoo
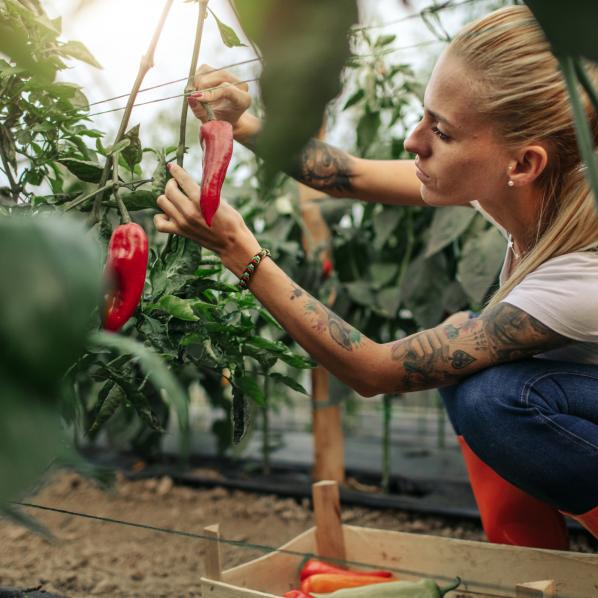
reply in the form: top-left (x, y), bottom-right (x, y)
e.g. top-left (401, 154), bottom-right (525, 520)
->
top-left (389, 303), bottom-right (571, 391)
top-left (247, 133), bottom-right (355, 194)
top-left (390, 329), bottom-right (476, 390)
top-left (290, 284), bottom-right (361, 351)
top-left (479, 302), bottom-right (570, 361)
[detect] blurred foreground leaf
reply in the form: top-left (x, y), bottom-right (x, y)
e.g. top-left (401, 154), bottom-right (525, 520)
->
top-left (234, 0), bottom-right (358, 182)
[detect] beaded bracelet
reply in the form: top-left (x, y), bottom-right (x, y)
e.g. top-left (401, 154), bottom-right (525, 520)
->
top-left (238, 248), bottom-right (271, 290)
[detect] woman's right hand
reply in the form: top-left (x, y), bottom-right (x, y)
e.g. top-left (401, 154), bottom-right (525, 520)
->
top-left (190, 64), bottom-right (252, 127)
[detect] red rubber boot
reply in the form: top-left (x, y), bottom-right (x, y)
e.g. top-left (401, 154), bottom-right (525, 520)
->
top-left (560, 506), bottom-right (598, 540)
top-left (458, 436), bottom-right (570, 549)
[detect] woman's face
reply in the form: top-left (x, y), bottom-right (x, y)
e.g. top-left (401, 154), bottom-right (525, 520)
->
top-left (404, 50), bottom-right (511, 207)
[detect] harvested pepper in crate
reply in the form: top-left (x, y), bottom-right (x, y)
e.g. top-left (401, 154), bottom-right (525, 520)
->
top-left (300, 559), bottom-right (393, 581)
top-left (310, 576), bottom-right (462, 597)
top-left (302, 573), bottom-right (395, 594)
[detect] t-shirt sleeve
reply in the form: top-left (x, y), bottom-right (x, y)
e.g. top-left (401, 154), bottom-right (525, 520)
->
top-left (501, 253), bottom-right (598, 342)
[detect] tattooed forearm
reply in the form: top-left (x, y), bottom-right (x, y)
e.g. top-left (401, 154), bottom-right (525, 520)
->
top-left (480, 303), bottom-right (569, 360)
top-left (390, 329), bottom-right (477, 390)
top-left (290, 284), bottom-right (361, 351)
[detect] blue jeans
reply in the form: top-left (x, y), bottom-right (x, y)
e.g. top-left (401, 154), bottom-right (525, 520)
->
top-left (438, 358), bottom-right (598, 515)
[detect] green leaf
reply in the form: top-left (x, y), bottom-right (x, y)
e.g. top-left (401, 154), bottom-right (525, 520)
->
top-left (269, 372), bottom-right (308, 395)
top-left (375, 34), bottom-right (396, 47)
top-left (154, 295), bottom-right (199, 321)
top-left (120, 190), bottom-right (157, 211)
top-left (209, 8), bottom-right (247, 48)
top-left (524, 1), bottom-right (598, 61)
top-left (424, 206), bottom-right (476, 258)
top-left (357, 110), bottom-right (381, 154)
top-left (344, 281), bottom-right (373, 306)
top-left (194, 266), bottom-right (222, 278)
top-left (58, 158), bottom-right (103, 183)
top-left (122, 124), bottom-right (143, 171)
top-left (90, 331), bottom-right (189, 439)
top-left (106, 138), bottom-right (131, 156)
top-left (89, 383), bottom-right (125, 434)
top-left (343, 88), bottom-right (365, 110)
top-left (236, 375), bottom-right (265, 406)
top-left (0, 214), bottom-right (102, 394)
top-left (458, 227), bottom-right (506, 305)
top-left (246, 336), bottom-right (287, 354)
top-left (58, 40), bottom-right (102, 69)
top-left (235, 0), bottom-right (359, 182)
top-left (278, 352), bottom-right (315, 370)
top-left (402, 252), bottom-right (451, 328)
top-left (373, 207), bottom-right (402, 250)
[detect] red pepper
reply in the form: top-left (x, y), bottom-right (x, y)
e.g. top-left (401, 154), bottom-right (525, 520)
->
top-left (322, 258), bottom-right (333, 279)
top-left (300, 559), bottom-right (393, 582)
top-left (103, 222), bottom-right (148, 332)
top-left (199, 119), bottom-right (233, 226)
top-left (283, 591), bottom-right (312, 598)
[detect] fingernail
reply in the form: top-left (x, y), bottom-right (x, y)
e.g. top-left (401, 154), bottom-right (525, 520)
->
top-left (191, 91), bottom-right (203, 98)
top-left (166, 162), bottom-right (172, 170)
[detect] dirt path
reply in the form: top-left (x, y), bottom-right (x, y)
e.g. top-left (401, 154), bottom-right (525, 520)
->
top-left (0, 471), bottom-right (595, 597)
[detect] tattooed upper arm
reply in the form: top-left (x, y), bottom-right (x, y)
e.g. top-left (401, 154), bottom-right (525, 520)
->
top-left (388, 303), bottom-right (573, 392)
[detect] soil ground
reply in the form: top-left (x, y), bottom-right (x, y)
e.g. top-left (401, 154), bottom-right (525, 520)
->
top-left (0, 471), bottom-right (596, 597)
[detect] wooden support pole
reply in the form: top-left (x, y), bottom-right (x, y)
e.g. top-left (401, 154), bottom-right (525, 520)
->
top-left (203, 524), bottom-right (223, 581)
top-left (312, 480), bottom-right (346, 562)
top-left (516, 580), bottom-right (556, 598)
top-left (298, 125), bottom-right (345, 485)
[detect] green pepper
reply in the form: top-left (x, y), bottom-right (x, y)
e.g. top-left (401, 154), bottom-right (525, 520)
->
top-left (310, 576), bottom-right (461, 598)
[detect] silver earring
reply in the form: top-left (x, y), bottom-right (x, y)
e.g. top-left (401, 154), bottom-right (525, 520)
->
top-left (508, 180), bottom-right (514, 187)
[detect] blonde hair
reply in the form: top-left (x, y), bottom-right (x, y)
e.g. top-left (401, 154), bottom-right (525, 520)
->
top-left (448, 5), bottom-right (598, 311)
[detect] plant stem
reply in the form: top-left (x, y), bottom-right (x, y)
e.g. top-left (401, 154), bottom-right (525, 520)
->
top-left (64, 182), bottom-right (115, 212)
top-left (90, 0), bottom-right (174, 225)
top-left (176, 0), bottom-right (209, 167)
top-left (0, 127), bottom-right (20, 201)
top-left (262, 371), bottom-right (271, 475)
top-left (113, 154), bottom-right (130, 224)
top-left (382, 393), bottom-right (392, 493)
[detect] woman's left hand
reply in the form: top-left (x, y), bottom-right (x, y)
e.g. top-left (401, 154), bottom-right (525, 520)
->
top-left (153, 163), bottom-right (261, 276)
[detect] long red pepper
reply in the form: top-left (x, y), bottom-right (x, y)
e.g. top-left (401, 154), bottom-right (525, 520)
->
top-left (103, 222), bottom-right (149, 332)
top-left (188, 93), bottom-right (233, 226)
top-left (199, 119), bottom-right (233, 225)
top-left (299, 559), bottom-right (393, 582)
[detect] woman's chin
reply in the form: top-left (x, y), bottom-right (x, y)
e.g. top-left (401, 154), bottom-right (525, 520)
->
top-left (421, 186), bottom-right (471, 207)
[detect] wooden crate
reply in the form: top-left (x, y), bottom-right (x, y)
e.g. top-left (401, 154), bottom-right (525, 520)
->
top-left (200, 481), bottom-right (598, 598)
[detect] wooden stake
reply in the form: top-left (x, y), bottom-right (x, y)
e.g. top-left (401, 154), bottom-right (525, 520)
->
top-left (516, 580), bottom-right (556, 598)
top-left (313, 480), bottom-right (346, 562)
top-left (203, 524), bottom-right (223, 581)
top-left (298, 125), bottom-right (345, 485)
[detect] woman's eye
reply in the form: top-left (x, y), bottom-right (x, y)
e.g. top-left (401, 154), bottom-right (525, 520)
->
top-left (432, 126), bottom-right (450, 141)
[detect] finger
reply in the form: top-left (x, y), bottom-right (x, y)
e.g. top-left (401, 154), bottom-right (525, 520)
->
top-left (154, 213), bottom-right (181, 235)
top-left (197, 81), bottom-right (250, 104)
top-left (156, 194), bottom-right (187, 228)
top-left (167, 164), bottom-right (201, 204)
top-left (194, 65), bottom-right (249, 92)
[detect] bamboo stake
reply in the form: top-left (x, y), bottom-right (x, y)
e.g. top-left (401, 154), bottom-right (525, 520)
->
top-left (90, 0), bottom-right (174, 225)
top-left (176, 0), bottom-right (210, 167)
top-left (312, 481), bottom-right (346, 562)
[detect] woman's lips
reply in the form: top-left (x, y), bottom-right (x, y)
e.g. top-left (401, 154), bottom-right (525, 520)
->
top-left (415, 165), bottom-right (431, 183)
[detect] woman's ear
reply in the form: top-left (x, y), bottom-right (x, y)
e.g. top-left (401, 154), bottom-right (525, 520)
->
top-left (510, 144), bottom-right (549, 187)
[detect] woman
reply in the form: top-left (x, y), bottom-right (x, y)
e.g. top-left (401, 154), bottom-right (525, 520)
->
top-left (155, 6), bottom-right (598, 550)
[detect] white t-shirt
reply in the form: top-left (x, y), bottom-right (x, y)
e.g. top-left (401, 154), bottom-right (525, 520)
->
top-left (470, 200), bottom-right (598, 365)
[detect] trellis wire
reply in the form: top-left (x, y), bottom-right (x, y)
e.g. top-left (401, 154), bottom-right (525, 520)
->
top-left (15, 500), bottom-right (449, 581)
top-left (78, 0), bottom-right (488, 117)
top-left (13, 499), bottom-right (559, 597)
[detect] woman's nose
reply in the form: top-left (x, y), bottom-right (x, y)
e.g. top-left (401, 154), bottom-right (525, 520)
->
top-left (404, 121), bottom-right (430, 158)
